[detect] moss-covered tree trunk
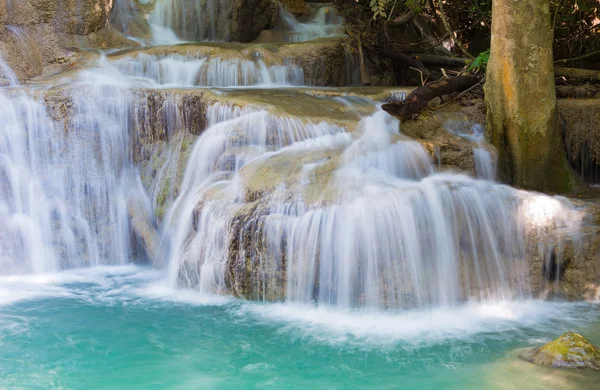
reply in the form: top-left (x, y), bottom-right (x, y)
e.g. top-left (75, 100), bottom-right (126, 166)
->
top-left (485, 0), bottom-right (572, 192)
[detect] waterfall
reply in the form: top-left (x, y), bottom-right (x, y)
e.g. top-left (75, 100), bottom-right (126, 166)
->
top-left (279, 5), bottom-right (344, 42)
top-left (0, 0), bottom-right (587, 310)
top-left (0, 54), bottom-right (18, 86)
top-left (163, 103), bottom-right (584, 308)
top-left (0, 73), bottom-right (157, 273)
top-left (109, 53), bottom-right (305, 87)
top-left (149, 0), bottom-right (230, 44)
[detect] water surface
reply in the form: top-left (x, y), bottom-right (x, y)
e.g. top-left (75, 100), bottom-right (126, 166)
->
top-left (1, 266), bottom-right (598, 389)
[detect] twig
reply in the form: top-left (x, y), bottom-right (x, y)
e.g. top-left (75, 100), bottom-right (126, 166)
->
top-left (409, 66), bottom-right (426, 86)
top-left (437, 0), bottom-right (475, 60)
top-left (552, 0), bottom-right (567, 38)
top-left (555, 49), bottom-right (600, 65)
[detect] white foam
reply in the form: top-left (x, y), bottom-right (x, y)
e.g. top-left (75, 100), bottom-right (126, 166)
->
top-left (238, 300), bottom-right (597, 346)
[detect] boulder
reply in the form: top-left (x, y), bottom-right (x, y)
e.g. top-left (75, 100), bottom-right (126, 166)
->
top-left (521, 332), bottom-right (600, 370)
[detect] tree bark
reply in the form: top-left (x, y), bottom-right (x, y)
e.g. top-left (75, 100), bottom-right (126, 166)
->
top-left (484, 0), bottom-right (572, 192)
top-left (382, 76), bottom-right (479, 121)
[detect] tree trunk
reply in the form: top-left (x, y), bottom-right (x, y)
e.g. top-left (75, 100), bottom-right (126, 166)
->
top-left (484, 0), bottom-right (572, 192)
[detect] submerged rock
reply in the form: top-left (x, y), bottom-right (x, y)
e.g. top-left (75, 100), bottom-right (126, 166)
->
top-left (521, 332), bottom-right (600, 370)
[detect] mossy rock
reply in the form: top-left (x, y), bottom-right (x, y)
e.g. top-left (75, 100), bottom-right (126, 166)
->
top-left (520, 332), bottom-right (600, 370)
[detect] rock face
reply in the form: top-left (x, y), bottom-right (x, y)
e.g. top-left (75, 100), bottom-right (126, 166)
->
top-left (2, 0), bottom-right (113, 34)
top-left (521, 332), bottom-right (600, 370)
top-left (558, 99), bottom-right (600, 182)
top-left (230, 0), bottom-right (278, 42)
top-left (0, 0), bottom-right (133, 83)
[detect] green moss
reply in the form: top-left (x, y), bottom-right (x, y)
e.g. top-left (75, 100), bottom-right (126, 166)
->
top-left (521, 332), bottom-right (600, 370)
top-left (157, 176), bottom-right (171, 208)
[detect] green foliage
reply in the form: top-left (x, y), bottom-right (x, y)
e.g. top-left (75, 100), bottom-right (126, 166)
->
top-left (467, 49), bottom-right (489, 71)
top-left (370, 0), bottom-right (389, 20)
top-left (405, 0), bottom-right (426, 13)
top-left (368, 0), bottom-right (426, 21)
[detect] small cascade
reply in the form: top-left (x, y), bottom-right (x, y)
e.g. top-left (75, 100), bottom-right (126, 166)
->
top-left (0, 78), bottom-right (153, 274)
top-left (109, 53), bottom-right (305, 87)
top-left (163, 102), bottom-right (584, 308)
top-left (149, 0), bottom-right (230, 44)
top-left (160, 103), bottom-right (348, 290)
top-left (443, 118), bottom-right (497, 180)
top-left (0, 54), bottom-right (18, 86)
top-left (279, 4), bottom-right (344, 42)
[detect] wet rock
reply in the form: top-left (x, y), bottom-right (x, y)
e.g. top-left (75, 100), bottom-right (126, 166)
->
top-left (521, 332), bottom-right (600, 370)
top-left (127, 195), bottom-right (161, 268)
top-left (230, 0), bottom-right (278, 42)
top-left (279, 0), bottom-right (312, 20)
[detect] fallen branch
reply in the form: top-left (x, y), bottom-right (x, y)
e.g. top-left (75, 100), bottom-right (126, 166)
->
top-left (414, 54), bottom-right (469, 68)
top-left (555, 85), bottom-right (600, 98)
top-left (555, 50), bottom-right (600, 65)
top-left (382, 75), bottom-right (480, 121)
top-left (388, 10), bottom-right (416, 28)
top-left (376, 47), bottom-right (431, 78)
top-left (555, 67), bottom-right (600, 81)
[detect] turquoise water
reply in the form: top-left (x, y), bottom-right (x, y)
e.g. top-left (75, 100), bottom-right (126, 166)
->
top-left (0, 266), bottom-right (599, 389)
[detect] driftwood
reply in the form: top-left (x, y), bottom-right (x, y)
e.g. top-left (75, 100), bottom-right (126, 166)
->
top-left (382, 75), bottom-right (480, 121)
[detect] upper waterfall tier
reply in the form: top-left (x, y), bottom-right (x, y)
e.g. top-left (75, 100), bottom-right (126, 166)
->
top-left (113, 0), bottom-right (345, 45)
top-left (43, 39), bottom-right (365, 88)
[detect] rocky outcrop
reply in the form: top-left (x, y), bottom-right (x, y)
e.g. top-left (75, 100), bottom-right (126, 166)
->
top-left (0, 0), bottom-right (136, 84)
top-left (2, 0), bottom-right (113, 34)
top-left (230, 0), bottom-right (278, 42)
top-left (521, 332), bottom-right (600, 370)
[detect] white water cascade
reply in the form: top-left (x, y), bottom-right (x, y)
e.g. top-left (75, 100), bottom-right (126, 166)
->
top-left (279, 4), bottom-right (345, 42)
top-left (162, 100), bottom-right (584, 309)
top-left (149, 0), bottom-right (230, 44)
top-left (0, 84), bottom-right (143, 273)
top-left (0, 0), bottom-right (589, 313)
top-left (108, 53), bottom-right (305, 87)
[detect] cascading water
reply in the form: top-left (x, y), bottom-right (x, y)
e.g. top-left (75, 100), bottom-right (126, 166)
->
top-left (443, 117), bottom-right (497, 180)
top-left (0, 53), bottom-right (18, 86)
top-left (1, 2), bottom-right (600, 388)
top-left (0, 59), bottom-right (168, 273)
top-left (108, 53), bottom-right (305, 87)
top-left (162, 102), bottom-right (584, 309)
top-left (149, 0), bottom-right (230, 44)
top-left (279, 4), bottom-right (345, 42)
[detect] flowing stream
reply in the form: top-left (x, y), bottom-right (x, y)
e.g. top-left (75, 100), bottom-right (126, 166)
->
top-left (0, 1), bottom-right (598, 388)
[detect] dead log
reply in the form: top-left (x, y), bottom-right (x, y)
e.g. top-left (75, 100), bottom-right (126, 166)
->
top-left (415, 55), bottom-right (469, 68)
top-left (555, 67), bottom-right (600, 81)
top-left (376, 47), bottom-right (431, 78)
top-left (382, 75), bottom-right (480, 121)
top-left (555, 84), bottom-right (600, 98)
